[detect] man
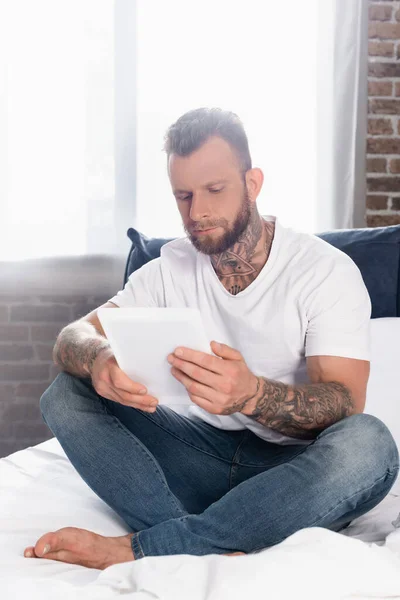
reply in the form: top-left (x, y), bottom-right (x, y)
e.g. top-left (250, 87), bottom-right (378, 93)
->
top-left (24, 107), bottom-right (399, 569)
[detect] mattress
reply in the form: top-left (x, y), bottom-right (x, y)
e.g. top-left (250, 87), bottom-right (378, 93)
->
top-left (1, 436), bottom-right (400, 600)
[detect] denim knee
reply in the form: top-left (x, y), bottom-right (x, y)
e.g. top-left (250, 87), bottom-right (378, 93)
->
top-left (40, 371), bottom-right (74, 425)
top-left (321, 413), bottom-right (399, 483)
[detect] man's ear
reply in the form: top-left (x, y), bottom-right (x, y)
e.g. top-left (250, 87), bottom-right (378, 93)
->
top-left (245, 167), bottom-right (264, 202)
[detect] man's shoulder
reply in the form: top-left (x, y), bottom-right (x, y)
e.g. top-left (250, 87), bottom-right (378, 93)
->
top-left (285, 225), bottom-right (357, 271)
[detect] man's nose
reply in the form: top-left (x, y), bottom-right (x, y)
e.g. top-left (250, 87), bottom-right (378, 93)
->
top-left (189, 194), bottom-right (212, 221)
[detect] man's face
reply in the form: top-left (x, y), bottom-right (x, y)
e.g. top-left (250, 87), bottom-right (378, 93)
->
top-left (168, 136), bottom-right (252, 255)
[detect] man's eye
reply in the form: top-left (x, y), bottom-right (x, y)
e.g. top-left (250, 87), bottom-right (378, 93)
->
top-left (209, 188), bottom-right (223, 194)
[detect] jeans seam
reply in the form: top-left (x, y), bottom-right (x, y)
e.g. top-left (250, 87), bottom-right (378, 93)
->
top-left (131, 531), bottom-right (145, 559)
top-left (234, 446), bottom-right (309, 468)
top-left (229, 431), bottom-right (250, 490)
top-left (250, 466), bottom-right (400, 553)
top-left (121, 405), bottom-right (236, 465)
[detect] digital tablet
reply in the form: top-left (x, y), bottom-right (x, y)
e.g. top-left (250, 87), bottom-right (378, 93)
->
top-left (97, 307), bottom-right (213, 408)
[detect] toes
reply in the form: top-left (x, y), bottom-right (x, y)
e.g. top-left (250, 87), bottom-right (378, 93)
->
top-left (24, 546), bottom-right (36, 558)
top-left (34, 531), bottom-right (58, 558)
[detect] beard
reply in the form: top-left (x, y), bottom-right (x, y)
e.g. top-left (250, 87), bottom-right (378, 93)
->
top-left (184, 187), bottom-right (252, 256)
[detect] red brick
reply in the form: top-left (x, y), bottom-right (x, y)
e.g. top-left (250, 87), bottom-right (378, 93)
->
top-left (0, 344), bottom-right (34, 361)
top-left (369, 4), bottom-right (393, 21)
top-left (398, 120), bottom-right (400, 135)
top-left (10, 305), bottom-right (71, 323)
top-left (398, 44), bottom-right (400, 60)
top-left (0, 384), bottom-right (16, 403)
top-left (367, 177), bottom-right (400, 192)
top-left (12, 422), bottom-right (51, 440)
top-left (395, 82), bottom-right (400, 97)
top-left (369, 22), bottom-right (400, 40)
top-left (368, 81), bottom-right (393, 96)
top-left (392, 198), bottom-right (400, 210)
top-left (0, 295), bottom-right (35, 304)
top-left (0, 325), bottom-right (30, 342)
top-left (71, 303), bottom-right (99, 321)
top-left (366, 195), bottom-right (388, 209)
top-left (3, 402), bottom-right (42, 422)
top-left (89, 296), bottom-right (111, 307)
top-left (367, 158), bottom-right (387, 172)
top-left (0, 364), bottom-right (49, 382)
top-left (35, 344), bottom-right (54, 362)
top-left (367, 215), bottom-right (400, 227)
top-left (15, 382), bottom-right (50, 398)
top-left (31, 324), bottom-right (62, 343)
top-left (38, 295), bottom-right (88, 304)
top-left (369, 98), bottom-right (400, 115)
top-left (396, 9), bottom-right (400, 22)
top-left (367, 137), bottom-right (400, 154)
top-left (389, 159), bottom-right (400, 174)
top-left (368, 63), bottom-right (400, 78)
top-left (0, 306), bottom-right (8, 322)
top-left (368, 118), bottom-right (393, 135)
top-left (369, 41), bottom-right (394, 57)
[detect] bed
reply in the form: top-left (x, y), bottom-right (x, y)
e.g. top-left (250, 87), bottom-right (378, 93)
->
top-left (1, 224), bottom-right (400, 599)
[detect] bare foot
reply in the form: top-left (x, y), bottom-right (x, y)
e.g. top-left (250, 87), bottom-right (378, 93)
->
top-left (23, 526), bottom-right (135, 570)
top-left (223, 551), bottom-right (246, 556)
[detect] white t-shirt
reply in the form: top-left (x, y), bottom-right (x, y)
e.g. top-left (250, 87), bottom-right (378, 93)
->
top-left (108, 215), bottom-right (371, 446)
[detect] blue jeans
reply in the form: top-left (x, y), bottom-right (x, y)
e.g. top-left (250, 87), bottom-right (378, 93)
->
top-left (40, 372), bottom-right (399, 559)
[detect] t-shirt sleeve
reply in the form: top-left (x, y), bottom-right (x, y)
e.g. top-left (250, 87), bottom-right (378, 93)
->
top-left (305, 257), bottom-right (372, 361)
top-left (107, 258), bottom-right (165, 308)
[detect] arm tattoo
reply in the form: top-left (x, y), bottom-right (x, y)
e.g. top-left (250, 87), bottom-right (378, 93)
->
top-left (53, 321), bottom-right (110, 378)
top-left (244, 378), bottom-right (354, 439)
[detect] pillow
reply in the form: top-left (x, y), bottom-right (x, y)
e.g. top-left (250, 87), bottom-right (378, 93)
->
top-left (317, 225), bottom-right (400, 319)
top-left (365, 317), bottom-right (400, 454)
top-left (123, 224), bottom-right (400, 318)
top-left (122, 228), bottom-right (175, 289)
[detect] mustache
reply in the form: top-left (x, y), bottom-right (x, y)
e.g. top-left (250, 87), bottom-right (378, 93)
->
top-left (191, 224), bottom-right (219, 231)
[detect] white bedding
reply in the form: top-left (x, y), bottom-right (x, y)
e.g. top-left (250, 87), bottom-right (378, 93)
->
top-left (1, 317), bottom-right (400, 599)
top-left (1, 437), bottom-right (400, 600)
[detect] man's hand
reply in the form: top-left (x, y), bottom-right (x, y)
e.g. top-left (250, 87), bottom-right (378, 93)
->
top-left (167, 341), bottom-right (259, 415)
top-left (90, 347), bottom-right (159, 413)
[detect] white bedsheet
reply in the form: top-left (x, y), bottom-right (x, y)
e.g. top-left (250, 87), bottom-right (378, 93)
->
top-left (2, 437), bottom-right (400, 599)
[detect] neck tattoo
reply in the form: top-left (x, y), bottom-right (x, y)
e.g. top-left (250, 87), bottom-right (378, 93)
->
top-left (211, 217), bottom-right (275, 296)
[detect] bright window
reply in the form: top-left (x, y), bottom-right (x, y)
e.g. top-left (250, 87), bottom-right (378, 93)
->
top-left (136, 0), bottom-right (318, 238)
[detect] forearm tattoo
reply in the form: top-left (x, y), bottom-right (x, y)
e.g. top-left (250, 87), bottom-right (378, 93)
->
top-left (53, 322), bottom-right (110, 378)
top-left (246, 378), bottom-right (355, 439)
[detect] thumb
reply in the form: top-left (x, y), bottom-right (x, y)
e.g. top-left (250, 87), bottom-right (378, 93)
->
top-left (211, 341), bottom-right (243, 361)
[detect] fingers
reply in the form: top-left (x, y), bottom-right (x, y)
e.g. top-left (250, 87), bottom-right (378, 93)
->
top-left (171, 366), bottom-right (224, 404)
top-left (109, 367), bottom-right (147, 395)
top-left (96, 381), bottom-right (158, 412)
top-left (169, 355), bottom-right (221, 390)
top-left (172, 348), bottom-right (225, 374)
top-left (210, 341), bottom-right (243, 361)
top-left (109, 385), bottom-right (158, 412)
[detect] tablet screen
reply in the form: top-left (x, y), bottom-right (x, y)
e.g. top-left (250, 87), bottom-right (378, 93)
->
top-left (98, 307), bottom-right (212, 407)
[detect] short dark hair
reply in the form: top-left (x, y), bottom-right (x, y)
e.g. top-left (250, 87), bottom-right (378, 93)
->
top-left (163, 107), bottom-right (252, 173)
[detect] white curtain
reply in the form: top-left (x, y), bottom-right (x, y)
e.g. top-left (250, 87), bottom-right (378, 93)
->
top-left (317, 0), bottom-right (368, 231)
top-left (0, 0), bottom-right (368, 262)
top-left (0, 0), bottom-right (118, 261)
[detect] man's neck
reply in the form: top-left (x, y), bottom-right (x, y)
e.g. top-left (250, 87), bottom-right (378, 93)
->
top-left (210, 212), bottom-right (275, 296)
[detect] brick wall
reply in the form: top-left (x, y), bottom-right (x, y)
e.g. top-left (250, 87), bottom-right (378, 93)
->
top-left (367, 0), bottom-right (400, 226)
top-left (0, 294), bottom-right (110, 458)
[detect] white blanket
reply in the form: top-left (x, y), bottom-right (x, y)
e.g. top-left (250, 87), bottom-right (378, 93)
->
top-left (2, 439), bottom-right (400, 600)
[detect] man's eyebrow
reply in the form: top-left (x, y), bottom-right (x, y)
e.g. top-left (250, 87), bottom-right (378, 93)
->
top-left (173, 179), bottom-right (228, 194)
